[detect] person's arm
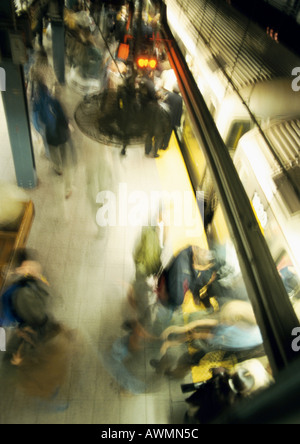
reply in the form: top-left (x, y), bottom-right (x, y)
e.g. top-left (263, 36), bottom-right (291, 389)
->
top-left (161, 319), bottom-right (218, 341)
top-left (11, 326), bottom-right (37, 366)
top-left (11, 347), bottom-right (23, 366)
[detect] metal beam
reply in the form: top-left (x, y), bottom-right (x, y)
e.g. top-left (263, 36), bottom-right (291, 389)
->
top-left (0, 0), bottom-right (37, 189)
top-left (1, 60), bottom-right (37, 189)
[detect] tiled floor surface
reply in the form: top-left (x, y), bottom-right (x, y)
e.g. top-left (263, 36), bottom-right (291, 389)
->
top-left (0, 72), bottom-right (192, 424)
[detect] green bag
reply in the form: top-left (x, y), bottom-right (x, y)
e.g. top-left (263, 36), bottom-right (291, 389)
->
top-left (133, 227), bottom-right (162, 277)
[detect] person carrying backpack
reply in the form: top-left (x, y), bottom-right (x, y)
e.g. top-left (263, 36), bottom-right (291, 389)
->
top-left (39, 87), bottom-right (74, 199)
top-left (29, 49), bottom-right (57, 158)
top-left (0, 255), bottom-right (50, 329)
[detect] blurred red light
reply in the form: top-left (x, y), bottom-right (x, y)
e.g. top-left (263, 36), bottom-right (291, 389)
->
top-left (137, 57), bottom-right (157, 69)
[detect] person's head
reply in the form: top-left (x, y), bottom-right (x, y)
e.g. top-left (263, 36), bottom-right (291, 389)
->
top-left (15, 260), bottom-right (43, 279)
top-left (173, 84), bottom-right (180, 94)
top-left (192, 246), bottom-right (214, 269)
top-left (231, 368), bottom-right (255, 394)
top-left (12, 248), bottom-right (37, 270)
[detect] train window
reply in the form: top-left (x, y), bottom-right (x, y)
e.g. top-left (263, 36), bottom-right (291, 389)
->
top-left (208, 101), bottom-right (216, 119)
top-left (247, 186), bottom-right (300, 324)
top-left (226, 120), bottom-right (252, 152)
top-left (273, 166), bottom-right (300, 215)
top-left (277, 251), bottom-right (300, 321)
top-left (180, 110), bottom-right (273, 393)
top-left (277, 252), bottom-right (300, 301)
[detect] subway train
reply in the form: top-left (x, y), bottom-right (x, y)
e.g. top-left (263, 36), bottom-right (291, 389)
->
top-left (163, 0), bottom-right (300, 302)
top-left (216, 82), bottom-right (300, 301)
top-left (235, 119), bottom-right (300, 301)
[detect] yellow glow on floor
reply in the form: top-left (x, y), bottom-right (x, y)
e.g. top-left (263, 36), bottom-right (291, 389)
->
top-left (155, 133), bottom-right (208, 256)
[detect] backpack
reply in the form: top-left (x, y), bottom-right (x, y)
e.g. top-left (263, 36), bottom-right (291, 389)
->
top-left (39, 91), bottom-right (69, 146)
top-left (0, 282), bottom-right (25, 326)
top-left (0, 278), bottom-right (49, 328)
top-left (40, 92), bottom-right (54, 128)
top-left (133, 226), bottom-right (162, 277)
top-left (31, 83), bottom-right (48, 133)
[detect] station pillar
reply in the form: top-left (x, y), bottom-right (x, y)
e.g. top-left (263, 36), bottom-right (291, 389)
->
top-left (49, 0), bottom-right (65, 84)
top-left (1, 61), bottom-right (37, 189)
top-left (0, 0), bottom-right (37, 189)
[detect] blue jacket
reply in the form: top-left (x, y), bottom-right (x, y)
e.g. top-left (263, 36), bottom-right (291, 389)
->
top-left (39, 91), bottom-right (70, 147)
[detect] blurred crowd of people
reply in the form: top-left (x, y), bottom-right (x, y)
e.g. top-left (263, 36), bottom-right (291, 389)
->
top-left (25, 0), bottom-right (183, 209)
top-left (99, 218), bottom-right (274, 420)
top-left (63, 1), bottom-right (183, 157)
top-left (0, 0), bottom-right (273, 423)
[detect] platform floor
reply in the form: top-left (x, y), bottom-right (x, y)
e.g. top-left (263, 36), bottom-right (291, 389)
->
top-left (0, 76), bottom-right (202, 424)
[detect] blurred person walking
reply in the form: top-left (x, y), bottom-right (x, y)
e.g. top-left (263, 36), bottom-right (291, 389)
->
top-left (161, 86), bottom-right (183, 150)
top-left (1, 250), bottom-right (77, 411)
top-left (29, 48), bottom-right (58, 158)
top-left (31, 0), bottom-right (50, 49)
top-left (7, 320), bottom-right (76, 411)
top-left (138, 72), bottom-right (171, 158)
top-left (0, 250), bottom-right (51, 329)
top-left (39, 87), bottom-right (75, 199)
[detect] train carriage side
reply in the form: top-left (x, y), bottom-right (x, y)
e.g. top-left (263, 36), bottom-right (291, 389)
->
top-left (234, 119), bottom-right (300, 308)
